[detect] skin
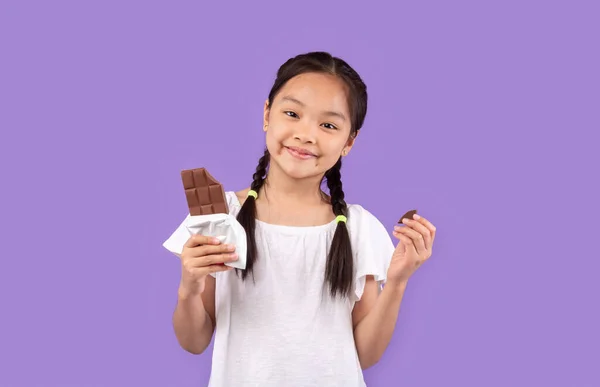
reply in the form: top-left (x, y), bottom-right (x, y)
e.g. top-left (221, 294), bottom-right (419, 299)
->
top-left (255, 72), bottom-right (359, 226)
top-left (263, 72), bottom-right (355, 182)
top-left (172, 71), bottom-right (438, 369)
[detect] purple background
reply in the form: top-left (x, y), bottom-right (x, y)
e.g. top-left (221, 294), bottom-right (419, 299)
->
top-left (1, 1), bottom-right (598, 386)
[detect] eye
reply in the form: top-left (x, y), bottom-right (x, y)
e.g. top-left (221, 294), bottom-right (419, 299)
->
top-left (284, 111), bottom-right (298, 118)
top-left (322, 123), bottom-right (338, 130)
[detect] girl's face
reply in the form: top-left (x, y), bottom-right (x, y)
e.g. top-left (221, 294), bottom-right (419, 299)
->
top-left (263, 72), bottom-right (356, 181)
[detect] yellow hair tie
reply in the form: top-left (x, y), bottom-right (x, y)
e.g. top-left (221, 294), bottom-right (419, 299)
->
top-left (247, 190), bottom-right (258, 199)
top-left (335, 215), bottom-right (347, 223)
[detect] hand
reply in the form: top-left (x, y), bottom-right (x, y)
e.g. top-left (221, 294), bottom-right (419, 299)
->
top-left (179, 235), bottom-right (238, 295)
top-left (389, 214), bottom-right (437, 285)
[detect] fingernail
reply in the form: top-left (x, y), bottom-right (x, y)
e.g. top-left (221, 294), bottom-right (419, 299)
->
top-left (226, 244), bottom-right (235, 251)
top-left (230, 253), bottom-right (238, 260)
top-left (213, 238), bottom-right (221, 244)
top-left (413, 214), bottom-right (421, 220)
top-left (394, 225), bottom-right (402, 231)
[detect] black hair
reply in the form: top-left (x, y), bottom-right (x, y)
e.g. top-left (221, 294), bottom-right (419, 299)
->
top-left (236, 51), bottom-right (368, 299)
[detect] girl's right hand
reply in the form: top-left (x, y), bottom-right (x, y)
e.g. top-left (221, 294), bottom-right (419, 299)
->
top-left (179, 235), bottom-right (238, 295)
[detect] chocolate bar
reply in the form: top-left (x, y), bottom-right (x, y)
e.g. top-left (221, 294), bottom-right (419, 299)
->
top-left (181, 168), bottom-right (228, 216)
top-left (398, 210), bottom-right (417, 223)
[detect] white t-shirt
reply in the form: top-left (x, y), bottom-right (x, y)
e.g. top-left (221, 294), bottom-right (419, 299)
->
top-left (173, 191), bottom-right (395, 386)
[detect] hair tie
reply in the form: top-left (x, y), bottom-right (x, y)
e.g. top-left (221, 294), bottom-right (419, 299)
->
top-left (335, 215), bottom-right (347, 223)
top-left (247, 190), bottom-right (258, 199)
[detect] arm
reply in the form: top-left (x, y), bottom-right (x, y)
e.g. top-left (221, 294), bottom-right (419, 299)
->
top-left (172, 275), bottom-right (217, 354)
top-left (352, 275), bottom-right (408, 369)
top-left (351, 207), bottom-right (436, 368)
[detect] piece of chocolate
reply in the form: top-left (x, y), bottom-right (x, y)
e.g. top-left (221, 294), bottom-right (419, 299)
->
top-left (181, 168), bottom-right (228, 216)
top-left (398, 209), bottom-right (417, 223)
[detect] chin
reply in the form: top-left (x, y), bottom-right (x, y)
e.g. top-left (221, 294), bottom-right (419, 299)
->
top-left (286, 168), bottom-right (322, 180)
top-left (279, 161), bottom-right (320, 180)
top-left (272, 153), bottom-right (321, 180)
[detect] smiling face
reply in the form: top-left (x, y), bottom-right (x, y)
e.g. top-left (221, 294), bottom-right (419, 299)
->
top-left (263, 72), bottom-right (357, 181)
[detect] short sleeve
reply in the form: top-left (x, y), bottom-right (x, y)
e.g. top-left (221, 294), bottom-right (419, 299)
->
top-left (348, 205), bottom-right (396, 301)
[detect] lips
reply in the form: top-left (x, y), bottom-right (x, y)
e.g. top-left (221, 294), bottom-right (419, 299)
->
top-left (286, 146), bottom-right (316, 156)
top-left (285, 146), bottom-right (317, 160)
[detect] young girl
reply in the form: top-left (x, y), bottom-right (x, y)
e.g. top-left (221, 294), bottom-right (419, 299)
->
top-left (170, 51), bottom-right (437, 386)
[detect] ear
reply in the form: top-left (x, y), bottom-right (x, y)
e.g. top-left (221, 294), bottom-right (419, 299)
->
top-left (342, 130), bottom-right (359, 156)
top-left (263, 99), bottom-right (270, 131)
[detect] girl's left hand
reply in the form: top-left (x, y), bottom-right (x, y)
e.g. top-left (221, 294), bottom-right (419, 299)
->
top-left (388, 214), bottom-right (437, 285)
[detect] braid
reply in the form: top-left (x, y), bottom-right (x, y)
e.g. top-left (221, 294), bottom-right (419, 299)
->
top-left (325, 159), bottom-right (348, 218)
top-left (324, 158), bottom-right (354, 298)
top-left (249, 51), bottom-right (367, 297)
top-left (236, 147), bottom-right (270, 281)
top-left (250, 149), bottom-right (270, 192)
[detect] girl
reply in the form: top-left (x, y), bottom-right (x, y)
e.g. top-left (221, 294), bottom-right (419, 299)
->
top-left (171, 51), bottom-right (437, 386)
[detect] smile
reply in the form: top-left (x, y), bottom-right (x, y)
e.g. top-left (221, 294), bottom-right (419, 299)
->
top-left (285, 146), bottom-right (316, 160)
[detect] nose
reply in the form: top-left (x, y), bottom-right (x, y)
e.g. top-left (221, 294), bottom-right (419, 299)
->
top-left (293, 122), bottom-right (317, 144)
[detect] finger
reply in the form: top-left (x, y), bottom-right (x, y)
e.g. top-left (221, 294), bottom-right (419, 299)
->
top-left (188, 252), bottom-right (239, 267)
top-left (187, 243), bottom-right (235, 258)
top-left (392, 229), bottom-right (406, 254)
top-left (392, 230), bottom-right (417, 254)
top-left (401, 218), bottom-right (433, 249)
top-left (184, 234), bottom-right (222, 248)
top-left (394, 231), bottom-right (427, 270)
top-left (413, 215), bottom-right (437, 243)
top-left (394, 225), bottom-right (427, 255)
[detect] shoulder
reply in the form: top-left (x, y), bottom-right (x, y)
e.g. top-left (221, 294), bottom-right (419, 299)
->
top-left (224, 189), bottom-right (250, 216)
top-left (345, 202), bottom-right (394, 256)
top-left (346, 203), bottom-right (387, 233)
top-left (234, 188), bottom-right (251, 206)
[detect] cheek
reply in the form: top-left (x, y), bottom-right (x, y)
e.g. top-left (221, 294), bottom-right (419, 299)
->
top-left (321, 140), bottom-right (345, 158)
top-left (265, 128), bottom-right (281, 145)
top-left (266, 123), bottom-right (290, 144)
top-left (265, 129), bottom-right (285, 156)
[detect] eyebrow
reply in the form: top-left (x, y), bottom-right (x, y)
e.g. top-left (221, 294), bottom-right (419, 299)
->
top-left (280, 96), bottom-right (347, 122)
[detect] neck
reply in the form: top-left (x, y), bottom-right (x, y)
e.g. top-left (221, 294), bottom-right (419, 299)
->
top-left (261, 164), bottom-right (324, 205)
